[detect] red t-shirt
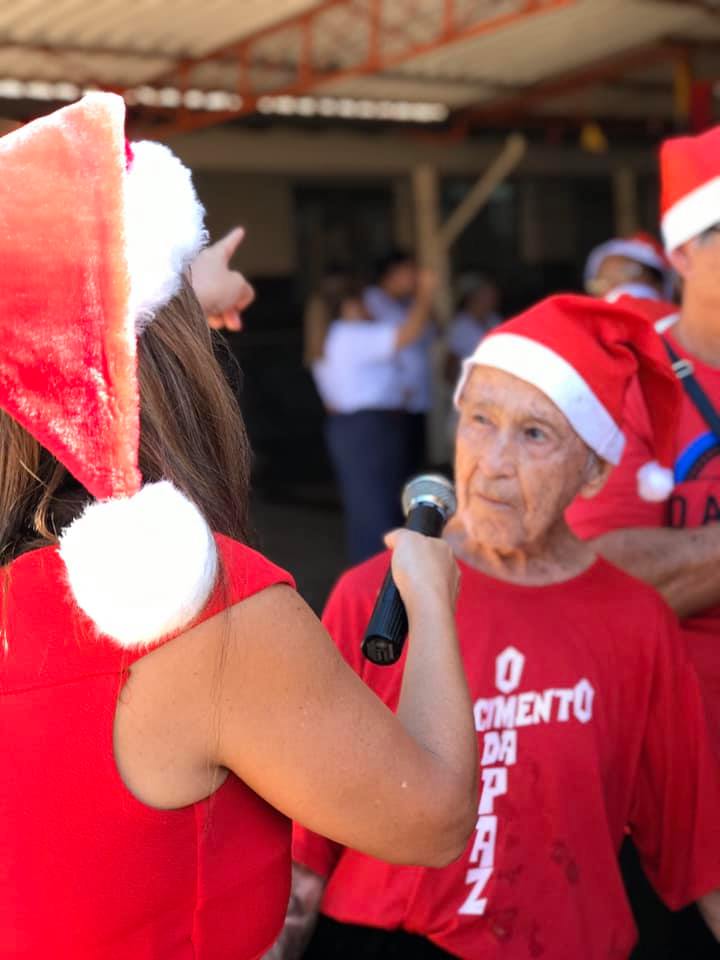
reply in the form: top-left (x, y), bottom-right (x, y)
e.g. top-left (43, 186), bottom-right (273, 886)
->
top-left (567, 314), bottom-right (720, 749)
top-left (293, 552), bottom-right (720, 960)
top-left (1, 535), bottom-right (294, 960)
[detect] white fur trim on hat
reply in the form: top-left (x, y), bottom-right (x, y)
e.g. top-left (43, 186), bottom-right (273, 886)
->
top-left (662, 175), bottom-right (720, 252)
top-left (454, 332), bottom-right (626, 465)
top-left (637, 461), bottom-right (674, 502)
top-left (125, 141), bottom-right (208, 331)
top-left (585, 240), bottom-right (668, 284)
top-left (59, 481), bottom-right (218, 649)
top-left (605, 283), bottom-right (663, 303)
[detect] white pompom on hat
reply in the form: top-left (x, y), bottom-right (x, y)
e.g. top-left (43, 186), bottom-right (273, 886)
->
top-left (0, 92), bottom-right (216, 648)
top-left (454, 294), bottom-right (682, 502)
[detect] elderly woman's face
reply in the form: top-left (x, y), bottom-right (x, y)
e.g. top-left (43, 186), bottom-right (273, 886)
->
top-left (455, 367), bottom-right (594, 552)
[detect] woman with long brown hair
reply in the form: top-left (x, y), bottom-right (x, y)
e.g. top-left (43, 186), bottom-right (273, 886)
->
top-left (0, 95), bottom-right (477, 959)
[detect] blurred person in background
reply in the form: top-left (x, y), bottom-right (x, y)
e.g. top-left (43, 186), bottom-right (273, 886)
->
top-left (270, 295), bottom-right (720, 960)
top-left (1, 95), bottom-right (480, 959)
top-left (444, 273), bottom-right (503, 385)
top-left (312, 274), bottom-right (436, 564)
top-left (302, 263), bottom-right (351, 368)
top-left (365, 250), bottom-right (435, 473)
top-left (583, 231), bottom-right (675, 307)
top-left (569, 126), bottom-right (720, 756)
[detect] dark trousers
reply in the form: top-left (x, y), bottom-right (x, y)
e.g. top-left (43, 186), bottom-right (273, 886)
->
top-left (326, 410), bottom-right (414, 565)
top-left (304, 915), bottom-right (457, 959)
top-left (622, 840), bottom-right (717, 959)
top-left (407, 412), bottom-right (429, 476)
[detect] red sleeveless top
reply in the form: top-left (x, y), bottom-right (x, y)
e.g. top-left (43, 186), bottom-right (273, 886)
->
top-left (0, 534), bottom-right (294, 960)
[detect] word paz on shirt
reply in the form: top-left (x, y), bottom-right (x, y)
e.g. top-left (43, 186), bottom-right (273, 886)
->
top-left (459, 647), bottom-right (595, 917)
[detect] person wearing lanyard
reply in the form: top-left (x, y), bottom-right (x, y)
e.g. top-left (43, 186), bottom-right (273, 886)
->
top-left (568, 123), bottom-right (720, 959)
top-left (313, 274), bottom-right (436, 564)
top-left (364, 251), bottom-right (435, 474)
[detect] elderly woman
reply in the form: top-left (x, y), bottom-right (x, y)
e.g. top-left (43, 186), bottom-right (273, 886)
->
top-left (273, 295), bottom-right (720, 960)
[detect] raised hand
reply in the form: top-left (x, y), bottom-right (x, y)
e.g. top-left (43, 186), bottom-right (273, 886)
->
top-left (190, 226), bottom-right (255, 332)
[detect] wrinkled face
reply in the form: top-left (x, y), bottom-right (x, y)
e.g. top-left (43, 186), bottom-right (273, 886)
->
top-left (671, 228), bottom-right (720, 304)
top-left (455, 367), bottom-right (598, 552)
top-left (383, 262), bottom-right (417, 299)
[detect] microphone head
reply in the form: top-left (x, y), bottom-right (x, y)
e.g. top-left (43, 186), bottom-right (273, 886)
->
top-left (402, 474), bottom-right (457, 521)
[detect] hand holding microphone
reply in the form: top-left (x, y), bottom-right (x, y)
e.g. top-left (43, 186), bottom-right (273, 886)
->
top-left (363, 475), bottom-right (458, 666)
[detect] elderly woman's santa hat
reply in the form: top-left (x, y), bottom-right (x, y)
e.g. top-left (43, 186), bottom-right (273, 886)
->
top-left (0, 92), bottom-right (216, 648)
top-left (454, 295), bottom-right (682, 502)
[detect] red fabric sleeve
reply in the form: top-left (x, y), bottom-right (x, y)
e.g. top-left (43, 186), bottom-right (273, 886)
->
top-left (197, 535), bottom-right (295, 625)
top-left (567, 377), bottom-right (666, 539)
top-left (629, 601), bottom-right (720, 909)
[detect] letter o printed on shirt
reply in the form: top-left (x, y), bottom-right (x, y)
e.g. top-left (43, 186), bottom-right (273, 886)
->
top-left (573, 679), bottom-right (595, 724)
top-left (495, 647), bottom-right (525, 694)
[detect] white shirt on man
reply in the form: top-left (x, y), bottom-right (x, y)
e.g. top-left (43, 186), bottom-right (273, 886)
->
top-left (312, 320), bottom-right (404, 413)
top-left (363, 286), bottom-right (433, 413)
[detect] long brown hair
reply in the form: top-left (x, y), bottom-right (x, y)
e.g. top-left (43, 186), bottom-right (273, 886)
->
top-left (0, 278), bottom-right (252, 564)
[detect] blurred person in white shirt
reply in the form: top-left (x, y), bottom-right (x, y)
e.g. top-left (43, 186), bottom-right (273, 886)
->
top-left (313, 274), bottom-right (436, 564)
top-left (364, 251), bottom-right (434, 473)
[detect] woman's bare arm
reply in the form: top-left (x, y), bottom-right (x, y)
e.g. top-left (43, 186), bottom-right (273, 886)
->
top-left (214, 532), bottom-right (477, 867)
top-left (393, 270), bottom-right (437, 351)
top-left (115, 532), bottom-right (477, 867)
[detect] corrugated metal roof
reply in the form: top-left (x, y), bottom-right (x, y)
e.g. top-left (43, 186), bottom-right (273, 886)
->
top-left (0, 0), bottom-right (718, 124)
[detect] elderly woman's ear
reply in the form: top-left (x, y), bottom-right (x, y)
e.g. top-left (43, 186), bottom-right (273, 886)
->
top-left (578, 451), bottom-right (613, 500)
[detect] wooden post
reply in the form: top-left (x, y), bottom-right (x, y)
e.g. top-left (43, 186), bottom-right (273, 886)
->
top-left (437, 133), bottom-right (527, 250)
top-left (412, 162), bottom-right (451, 322)
top-left (410, 136), bottom-right (529, 465)
top-left (412, 163), bottom-right (453, 465)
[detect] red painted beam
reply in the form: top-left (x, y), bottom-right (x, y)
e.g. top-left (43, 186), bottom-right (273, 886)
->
top-left (460, 40), bottom-right (687, 124)
top-left (149, 0), bottom-right (578, 136)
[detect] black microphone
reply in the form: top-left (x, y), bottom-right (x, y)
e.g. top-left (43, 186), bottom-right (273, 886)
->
top-left (362, 474), bottom-right (457, 666)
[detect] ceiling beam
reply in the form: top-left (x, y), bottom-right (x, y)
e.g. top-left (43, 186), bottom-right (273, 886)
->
top-left (646, 0), bottom-right (720, 15)
top-left (458, 40), bottom-right (687, 124)
top-left (133, 0), bottom-right (578, 136)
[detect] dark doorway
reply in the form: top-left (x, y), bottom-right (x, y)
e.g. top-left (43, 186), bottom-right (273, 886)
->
top-left (294, 181), bottom-right (396, 295)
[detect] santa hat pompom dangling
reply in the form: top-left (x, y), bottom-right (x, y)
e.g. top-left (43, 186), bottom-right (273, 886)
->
top-left (636, 461), bottom-right (675, 503)
top-left (454, 294), bottom-right (682, 504)
top-left (0, 92), bottom-right (218, 648)
top-left (59, 483), bottom-right (218, 649)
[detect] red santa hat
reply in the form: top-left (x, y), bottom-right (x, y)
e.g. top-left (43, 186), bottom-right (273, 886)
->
top-left (454, 294), bottom-right (682, 502)
top-left (0, 92), bottom-right (216, 648)
top-left (661, 125), bottom-right (720, 252)
top-left (584, 231), bottom-right (674, 299)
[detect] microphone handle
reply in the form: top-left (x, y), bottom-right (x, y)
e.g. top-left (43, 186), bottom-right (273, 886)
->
top-left (362, 504), bottom-right (446, 666)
